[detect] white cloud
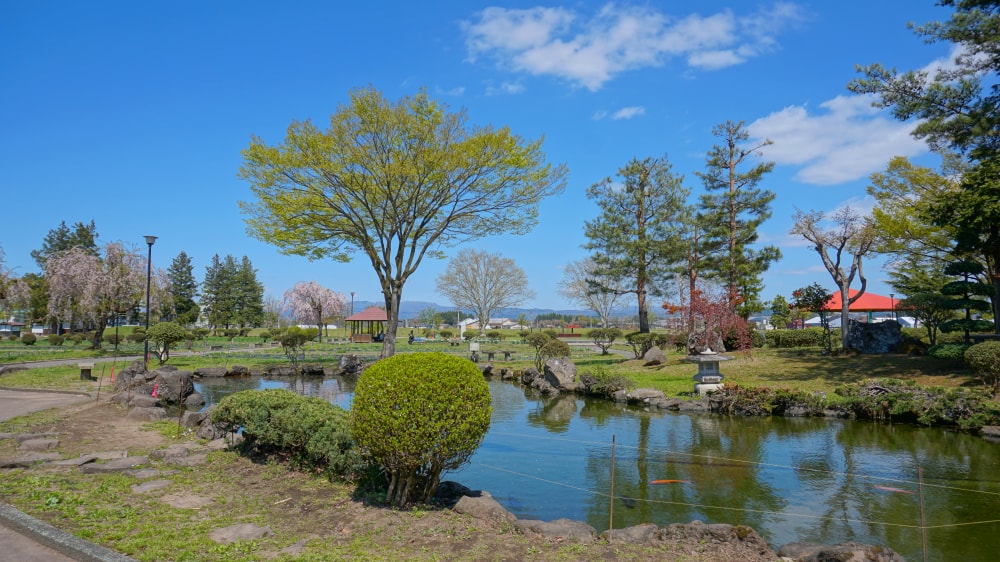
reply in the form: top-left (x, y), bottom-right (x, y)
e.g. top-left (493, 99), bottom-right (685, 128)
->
top-left (435, 86), bottom-right (466, 96)
top-left (462, 3), bottom-right (806, 91)
top-left (612, 106), bottom-right (645, 120)
top-left (483, 81), bottom-right (525, 96)
top-left (749, 94), bottom-right (928, 185)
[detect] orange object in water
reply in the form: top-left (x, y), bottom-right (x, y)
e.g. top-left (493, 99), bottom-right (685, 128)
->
top-left (649, 479), bottom-right (690, 484)
top-left (874, 485), bottom-right (914, 495)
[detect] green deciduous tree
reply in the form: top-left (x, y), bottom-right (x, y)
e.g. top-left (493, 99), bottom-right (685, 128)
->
top-left (767, 294), bottom-right (792, 330)
top-left (790, 207), bottom-right (877, 350)
top-left (167, 251), bottom-right (200, 326)
top-left (584, 155), bottom-right (691, 333)
top-left (239, 87), bottom-right (567, 358)
top-left (791, 283), bottom-right (834, 354)
top-left (696, 121), bottom-right (780, 318)
top-left (900, 292), bottom-right (957, 346)
top-left (436, 248), bottom-right (535, 336)
top-left (867, 156), bottom-right (962, 282)
top-left (350, 353), bottom-right (491, 506)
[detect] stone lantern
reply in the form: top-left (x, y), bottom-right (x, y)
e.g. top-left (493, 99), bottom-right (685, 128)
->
top-left (683, 348), bottom-right (731, 396)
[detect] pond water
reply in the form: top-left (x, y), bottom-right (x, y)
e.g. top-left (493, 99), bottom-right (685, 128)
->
top-left (195, 375), bottom-right (1000, 562)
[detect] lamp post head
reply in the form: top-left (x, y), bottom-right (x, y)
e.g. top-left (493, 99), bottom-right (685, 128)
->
top-left (144, 235), bottom-right (158, 246)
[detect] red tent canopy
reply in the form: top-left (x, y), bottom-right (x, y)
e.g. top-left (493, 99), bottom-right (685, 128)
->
top-left (821, 289), bottom-right (898, 312)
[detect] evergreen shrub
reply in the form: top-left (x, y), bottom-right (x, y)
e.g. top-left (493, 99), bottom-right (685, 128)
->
top-left (20, 333), bottom-right (36, 345)
top-left (927, 343), bottom-right (971, 359)
top-left (351, 352), bottom-right (491, 507)
top-left (965, 342), bottom-right (1000, 394)
top-left (211, 389), bottom-right (364, 480)
top-left (47, 334), bottom-right (64, 346)
top-left (764, 328), bottom-right (824, 348)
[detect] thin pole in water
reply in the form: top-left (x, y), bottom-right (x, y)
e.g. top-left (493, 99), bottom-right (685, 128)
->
top-left (609, 434), bottom-right (616, 533)
top-left (918, 466), bottom-right (928, 562)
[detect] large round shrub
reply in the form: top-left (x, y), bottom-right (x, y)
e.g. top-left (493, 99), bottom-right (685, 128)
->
top-left (20, 333), bottom-right (36, 346)
top-left (350, 352), bottom-right (492, 507)
top-left (965, 341), bottom-right (1000, 394)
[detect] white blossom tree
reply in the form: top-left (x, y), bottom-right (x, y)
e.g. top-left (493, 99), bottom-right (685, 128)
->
top-left (283, 281), bottom-right (348, 341)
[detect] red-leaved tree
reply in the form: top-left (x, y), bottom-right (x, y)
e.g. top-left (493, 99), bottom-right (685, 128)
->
top-left (664, 286), bottom-right (753, 355)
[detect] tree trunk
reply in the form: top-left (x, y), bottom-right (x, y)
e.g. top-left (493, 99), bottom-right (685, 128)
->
top-left (839, 283), bottom-right (851, 350)
top-left (381, 287), bottom-right (401, 359)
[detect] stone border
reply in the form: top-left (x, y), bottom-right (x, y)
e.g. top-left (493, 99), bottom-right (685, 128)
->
top-left (0, 501), bottom-right (137, 562)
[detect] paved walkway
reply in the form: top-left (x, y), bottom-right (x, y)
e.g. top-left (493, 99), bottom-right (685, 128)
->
top-left (0, 389), bottom-right (136, 561)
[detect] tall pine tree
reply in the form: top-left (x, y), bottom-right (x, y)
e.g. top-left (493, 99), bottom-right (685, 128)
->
top-left (31, 220), bottom-right (99, 269)
top-left (584, 155), bottom-right (691, 333)
top-left (167, 251), bottom-right (200, 326)
top-left (696, 120), bottom-right (780, 318)
top-left (233, 256), bottom-right (264, 328)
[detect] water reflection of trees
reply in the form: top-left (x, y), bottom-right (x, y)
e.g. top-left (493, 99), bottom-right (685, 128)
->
top-left (582, 412), bottom-right (785, 536)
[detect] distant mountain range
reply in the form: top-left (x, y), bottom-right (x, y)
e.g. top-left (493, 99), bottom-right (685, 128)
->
top-left (351, 300), bottom-right (639, 320)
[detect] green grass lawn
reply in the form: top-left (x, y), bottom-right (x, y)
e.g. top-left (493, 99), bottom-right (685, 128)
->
top-left (1, 335), bottom-right (980, 400)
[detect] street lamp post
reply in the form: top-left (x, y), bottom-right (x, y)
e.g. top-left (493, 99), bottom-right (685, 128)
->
top-left (349, 291), bottom-right (355, 339)
top-left (143, 235), bottom-right (157, 367)
top-left (890, 293), bottom-right (895, 321)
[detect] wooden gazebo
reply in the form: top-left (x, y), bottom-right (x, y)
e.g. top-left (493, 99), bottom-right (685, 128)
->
top-left (346, 306), bottom-right (388, 343)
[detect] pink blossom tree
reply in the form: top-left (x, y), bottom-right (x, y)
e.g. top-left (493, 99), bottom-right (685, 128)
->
top-left (46, 243), bottom-right (169, 348)
top-left (0, 247), bottom-right (30, 321)
top-left (283, 281), bottom-right (347, 341)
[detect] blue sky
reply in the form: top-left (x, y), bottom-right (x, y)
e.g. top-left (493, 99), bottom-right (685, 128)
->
top-left (1, 1), bottom-right (953, 312)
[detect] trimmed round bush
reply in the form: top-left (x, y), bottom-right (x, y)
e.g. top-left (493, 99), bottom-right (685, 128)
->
top-left (20, 333), bottom-right (36, 346)
top-left (966, 342), bottom-right (1000, 394)
top-left (47, 334), bottom-right (65, 346)
top-left (351, 352), bottom-right (492, 507)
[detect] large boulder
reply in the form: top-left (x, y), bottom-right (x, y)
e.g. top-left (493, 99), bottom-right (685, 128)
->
top-left (515, 518), bottom-right (597, 544)
top-left (643, 346), bottom-right (666, 366)
top-left (543, 358), bottom-right (577, 388)
top-left (777, 541), bottom-right (905, 561)
top-left (453, 492), bottom-right (517, 525)
top-left (153, 370), bottom-right (195, 404)
top-left (338, 354), bottom-right (364, 375)
top-left (847, 320), bottom-right (904, 354)
top-left (113, 360), bottom-right (152, 392)
top-left (193, 366), bottom-right (227, 378)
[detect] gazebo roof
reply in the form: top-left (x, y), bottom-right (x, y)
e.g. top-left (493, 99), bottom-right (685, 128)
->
top-left (821, 289), bottom-right (899, 312)
top-left (346, 306), bottom-right (388, 321)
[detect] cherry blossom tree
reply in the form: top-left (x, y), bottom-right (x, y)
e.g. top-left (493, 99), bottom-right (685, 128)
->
top-left (46, 243), bottom-right (168, 348)
top-left (283, 281), bottom-right (348, 342)
top-left (0, 247), bottom-right (30, 322)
